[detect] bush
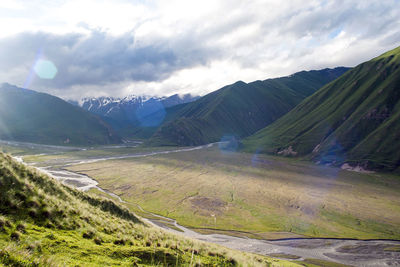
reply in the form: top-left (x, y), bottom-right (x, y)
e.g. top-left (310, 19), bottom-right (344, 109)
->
top-left (28, 208), bottom-right (38, 218)
top-left (16, 223), bottom-right (26, 233)
top-left (45, 222), bottom-right (54, 229)
top-left (113, 239), bottom-right (126, 245)
top-left (0, 218), bottom-right (5, 228)
top-left (93, 237), bottom-right (103, 245)
top-left (27, 241), bottom-right (42, 252)
top-left (10, 231), bottom-right (21, 241)
top-left (45, 233), bottom-right (55, 240)
top-left (40, 207), bottom-right (52, 219)
top-left (82, 230), bottom-right (95, 239)
top-left (26, 198), bottom-right (40, 208)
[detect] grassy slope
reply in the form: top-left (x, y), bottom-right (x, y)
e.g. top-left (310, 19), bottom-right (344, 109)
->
top-left (243, 46), bottom-right (400, 172)
top-left (0, 152), bottom-right (297, 266)
top-left (148, 68), bottom-right (349, 146)
top-left (66, 146), bottom-right (400, 240)
top-left (0, 84), bottom-right (121, 146)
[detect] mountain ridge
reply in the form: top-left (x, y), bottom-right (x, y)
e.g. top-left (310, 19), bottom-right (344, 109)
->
top-left (242, 46), bottom-right (400, 172)
top-left (148, 67), bottom-right (350, 146)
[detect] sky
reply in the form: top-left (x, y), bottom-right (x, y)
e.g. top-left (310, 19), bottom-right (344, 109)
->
top-left (0, 0), bottom-right (399, 100)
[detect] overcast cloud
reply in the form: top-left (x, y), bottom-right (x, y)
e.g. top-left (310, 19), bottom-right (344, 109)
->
top-left (0, 0), bottom-right (399, 100)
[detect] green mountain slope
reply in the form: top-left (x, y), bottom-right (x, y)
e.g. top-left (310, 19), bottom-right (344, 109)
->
top-left (0, 84), bottom-right (121, 146)
top-left (0, 152), bottom-right (290, 266)
top-left (148, 68), bottom-right (349, 146)
top-left (243, 46), bottom-right (400, 172)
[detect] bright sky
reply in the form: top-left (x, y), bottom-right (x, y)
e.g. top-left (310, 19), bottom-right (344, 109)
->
top-left (0, 0), bottom-right (399, 99)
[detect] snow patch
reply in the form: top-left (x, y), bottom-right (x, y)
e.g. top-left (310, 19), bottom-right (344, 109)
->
top-left (277, 146), bottom-right (298, 156)
top-left (312, 144), bottom-right (321, 153)
top-left (341, 163), bottom-right (374, 173)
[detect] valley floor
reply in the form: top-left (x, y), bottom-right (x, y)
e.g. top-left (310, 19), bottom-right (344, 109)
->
top-left (64, 145), bottom-right (400, 240)
top-left (3, 140), bottom-right (400, 266)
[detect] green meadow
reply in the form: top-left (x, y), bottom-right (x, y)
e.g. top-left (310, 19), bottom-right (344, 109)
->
top-left (65, 146), bottom-right (400, 240)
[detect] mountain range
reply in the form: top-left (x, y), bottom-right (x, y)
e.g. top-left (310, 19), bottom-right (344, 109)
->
top-left (75, 94), bottom-right (199, 138)
top-left (1, 46), bottom-right (399, 173)
top-left (148, 67), bottom-right (350, 146)
top-left (78, 94), bottom-right (199, 124)
top-left (243, 46), bottom-right (400, 172)
top-left (0, 67), bottom-right (349, 146)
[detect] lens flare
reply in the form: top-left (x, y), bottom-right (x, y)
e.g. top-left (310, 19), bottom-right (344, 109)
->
top-left (23, 48), bottom-right (43, 88)
top-left (33, 59), bottom-right (58, 79)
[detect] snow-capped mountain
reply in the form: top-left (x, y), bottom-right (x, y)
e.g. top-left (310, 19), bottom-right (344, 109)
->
top-left (77, 93), bottom-right (199, 126)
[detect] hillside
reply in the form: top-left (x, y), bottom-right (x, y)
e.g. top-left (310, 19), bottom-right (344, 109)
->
top-left (148, 67), bottom-right (349, 146)
top-left (0, 152), bottom-right (290, 266)
top-left (0, 84), bottom-right (121, 146)
top-left (243, 46), bottom-right (400, 172)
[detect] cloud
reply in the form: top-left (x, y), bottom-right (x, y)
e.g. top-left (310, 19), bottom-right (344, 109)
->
top-left (0, 29), bottom-right (221, 97)
top-left (0, 0), bottom-right (399, 100)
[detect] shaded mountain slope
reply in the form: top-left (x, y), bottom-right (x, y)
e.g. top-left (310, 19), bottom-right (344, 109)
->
top-left (149, 67), bottom-right (349, 146)
top-left (243, 46), bottom-right (400, 172)
top-left (122, 102), bottom-right (194, 139)
top-left (0, 84), bottom-right (121, 145)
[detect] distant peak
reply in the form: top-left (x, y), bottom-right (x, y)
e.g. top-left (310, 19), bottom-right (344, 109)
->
top-left (234, 80), bottom-right (247, 85)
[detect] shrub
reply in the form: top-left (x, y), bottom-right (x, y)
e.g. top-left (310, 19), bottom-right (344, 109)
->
top-left (16, 223), bottom-right (26, 233)
top-left (26, 199), bottom-right (40, 208)
top-left (5, 220), bottom-right (12, 228)
top-left (14, 191), bottom-right (27, 201)
top-left (227, 257), bottom-right (237, 265)
top-left (10, 231), bottom-right (21, 241)
top-left (45, 233), bottom-right (55, 240)
top-left (27, 241), bottom-right (42, 252)
top-left (113, 239), bottom-right (126, 245)
top-left (103, 227), bottom-right (113, 234)
top-left (47, 222), bottom-right (55, 229)
top-left (40, 207), bottom-right (52, 219)
top-left (93, 237), bottom-right (103, 245)
top-left (28, 208), bottom-right (38, 218)
top-left (0, 218), bottom-right (5, 228)
top-left (82, 230), bottom-right (95, 239)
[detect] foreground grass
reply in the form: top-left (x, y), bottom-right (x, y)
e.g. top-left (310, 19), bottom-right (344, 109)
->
top-left (67, 146), bottom-right (400, 240)
top-left (0, 152), bottom-right (296, 266)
